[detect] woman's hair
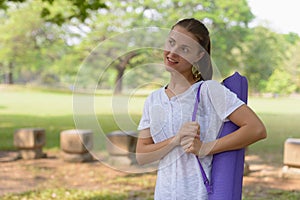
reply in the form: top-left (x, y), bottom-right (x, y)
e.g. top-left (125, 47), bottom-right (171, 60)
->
top-left (172, 18), bottom-right (213, 80)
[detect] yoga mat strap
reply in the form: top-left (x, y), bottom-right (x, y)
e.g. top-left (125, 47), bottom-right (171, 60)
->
top-left (192, 82), bottom-right (213, 194)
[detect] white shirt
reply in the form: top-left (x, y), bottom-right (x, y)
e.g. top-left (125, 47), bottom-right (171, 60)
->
top-left (138, 80), bottom-right (244, 200)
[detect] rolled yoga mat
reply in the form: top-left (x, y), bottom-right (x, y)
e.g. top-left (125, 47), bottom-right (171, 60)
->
top-left (208, 72), bottom-right (248, 200)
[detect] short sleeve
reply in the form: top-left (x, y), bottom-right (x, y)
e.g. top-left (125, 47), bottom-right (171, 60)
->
top-left (205, 80), bottom-right (244, 121)
top-left (137, 96), bottom-right (151, 131)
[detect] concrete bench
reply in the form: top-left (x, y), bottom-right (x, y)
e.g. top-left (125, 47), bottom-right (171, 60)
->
top-left (60, 129), bottom-right (93, 162)
top-left (14, 128), bottom-right (46, 159)
top-left (106, 130), bottom-right (138, 166)
top-left (284, 138), bottom-right (300, 168)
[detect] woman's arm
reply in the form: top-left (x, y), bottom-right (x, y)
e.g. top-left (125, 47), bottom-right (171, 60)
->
top-left (207, 104), bottom-right (267, 155)
top-left (185, 105), bottom-right (267, 156)
top-left (136, 122), bottom-right (200, 165)
top-left (136, 129), bottom-right (177, 165)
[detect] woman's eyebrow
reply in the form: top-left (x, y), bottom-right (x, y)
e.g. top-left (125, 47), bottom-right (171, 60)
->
top-left (168, 36), bottom-right (195, 49)
top-left (168, 37), bottom-right (175, 41)
top-left (181, 44), bottom-right (192, 49)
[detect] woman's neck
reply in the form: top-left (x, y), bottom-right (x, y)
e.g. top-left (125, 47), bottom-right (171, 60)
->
top-left (165, 72), bottom-right (197, 98)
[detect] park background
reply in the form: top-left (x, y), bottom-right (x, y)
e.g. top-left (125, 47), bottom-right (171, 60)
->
top-left (0, 0), bottom-right (300, 199)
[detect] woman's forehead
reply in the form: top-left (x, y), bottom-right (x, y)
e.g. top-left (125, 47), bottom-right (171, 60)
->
top-left (169, 26), bottom-right (200, 49)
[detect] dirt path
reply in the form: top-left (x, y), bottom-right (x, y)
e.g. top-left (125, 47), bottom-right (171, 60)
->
top-left (1, 151), bottom-right (300, 198)
top-left (0, 151), bottom-right (155, 197)
top-left (243, 155), bottom-right (300, 197)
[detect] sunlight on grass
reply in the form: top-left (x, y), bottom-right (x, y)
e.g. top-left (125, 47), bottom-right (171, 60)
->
top-left (249, 96), bottom-right (300, 115)
top-left (0, 86), bottom-right (146, 116)
top-left (247, 96), bottom-right (300, 163)
top-left (1, 86), bottom-right (300, 153)
top-left (0, 89), bottom-right (73, 116)
top-left (0, 87), bottom-right (146, 150)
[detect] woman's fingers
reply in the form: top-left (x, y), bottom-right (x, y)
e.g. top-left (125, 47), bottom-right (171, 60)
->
top-left (181, 137), bottom-right (194, 147)
top-left (176, 121), bottom-right (201, 148)
top-left (182, 143), bottom-right (191, 151)
top-left (182, 137), bottom-right (203, 154)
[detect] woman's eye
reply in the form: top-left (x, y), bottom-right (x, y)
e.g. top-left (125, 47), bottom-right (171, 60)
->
top-left (169, 39), bottom-right (175, 46)
top-left (181, 47), bottom-right (189, 53)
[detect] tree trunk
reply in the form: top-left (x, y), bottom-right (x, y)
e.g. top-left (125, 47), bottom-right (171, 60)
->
top-left (114, 67), bottom-right (125, 94)
top-left (113, 52), bottom-right (138, 94)
top-left (6, 62), bottom-right (14, 84)
top-left (0, 63), bottom-right (3, 84)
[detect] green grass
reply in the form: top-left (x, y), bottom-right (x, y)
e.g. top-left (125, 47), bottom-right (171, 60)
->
top-left (1, 85), bottom-right (299, 153)
top-left (247, 96), bottom-right (300, 163)
top-left (1, 86), bottom-right (300, 153)
top-left (1, 188), bottom-right (128, 200)
top-left (243, 189), bottom-right (300, 200)
top-left (2, 188), bottom-right (300, 200)
top-left (0, 85), bottom-right (145, 150)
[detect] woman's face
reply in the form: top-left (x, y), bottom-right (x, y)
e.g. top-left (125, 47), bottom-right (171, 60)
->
top-left (164, 25), bottom-right (203, 75)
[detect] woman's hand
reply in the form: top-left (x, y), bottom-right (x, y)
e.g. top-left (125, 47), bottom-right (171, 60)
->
top-left (184, 137), bottom-right (203, 155)
top-left (175, 122), bottom-right (200, 150)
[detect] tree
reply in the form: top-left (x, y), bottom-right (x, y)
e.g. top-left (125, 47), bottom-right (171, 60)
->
top-left (241, 26), bottom-right (288, 92)
top-left (3, 0), bottom-right (297, 95)
top-left (0, 1), bottom-right (74, 84)
top-left (76, 0), bottom-right (255, 93)
top-left (199, 0), bottom-right (255, 76)
top-left (281, 39), bottom-right (300, 92)
top-left (0, 0), bottom-right (106, 25)
top-left (265, 68), bottom-right (296, 96)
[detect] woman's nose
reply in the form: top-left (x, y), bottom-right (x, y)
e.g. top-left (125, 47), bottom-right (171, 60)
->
top-left (168, 46), bottom-right (180, 56)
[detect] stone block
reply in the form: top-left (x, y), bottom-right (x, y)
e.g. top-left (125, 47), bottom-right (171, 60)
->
top-left (106, 131), bottom-right (138, 156)
top-left (281, 165), bottom-right (300, 178)
top-left (20, 148), bottom-right (46, 160)
top-left (60, 129), bottom-right (93, 154)
top-left (14, 128), bottom-right (45, 149)
top-left (244, 162), bottom-right (250, 176)
top-left (108, 155), bottom-right (132, 166)
top-left (283, 138), bottom-right (300, 168)
top-left (61, 151), bottom-right (94, 162)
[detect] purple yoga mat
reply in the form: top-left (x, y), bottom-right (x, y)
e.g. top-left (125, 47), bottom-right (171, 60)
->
top-left (208, 72), bottom-right (248, 200)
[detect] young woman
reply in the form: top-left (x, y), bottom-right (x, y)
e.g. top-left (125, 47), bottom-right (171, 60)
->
top-left (136, 18), bottom-right (267, 200)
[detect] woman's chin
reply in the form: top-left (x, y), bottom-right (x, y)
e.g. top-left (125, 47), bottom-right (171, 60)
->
top-left (165, 65), bottom-right (176, 72)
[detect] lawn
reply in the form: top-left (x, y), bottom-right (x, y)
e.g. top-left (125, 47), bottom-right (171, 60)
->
top-left (0, 85), bottom-right (144, 150)
top-left (1, 85), bottom-right (299, 154)
top-left (1, 85), bottom-right (300, 200)
top-left (247, 96), bottom-right (300, 163)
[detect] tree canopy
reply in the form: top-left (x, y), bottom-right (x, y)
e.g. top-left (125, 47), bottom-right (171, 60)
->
top-left (0, 0), bottom-right (106, 25)
top-left (0, 0), bottom-right (299, 94)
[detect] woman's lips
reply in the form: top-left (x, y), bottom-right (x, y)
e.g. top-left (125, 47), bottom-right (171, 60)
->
top-left (166, 57), bottom-right (179, 65)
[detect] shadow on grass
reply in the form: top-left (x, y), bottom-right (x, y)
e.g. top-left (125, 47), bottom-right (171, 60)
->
top-left (0, 114), bottom-right (141, 150)
top-left (243, 184), bottom-right (300, 200)
top-left (0, 114), bottom-right (75, 150)
top-left (1, 188), bottom-right (129, 200)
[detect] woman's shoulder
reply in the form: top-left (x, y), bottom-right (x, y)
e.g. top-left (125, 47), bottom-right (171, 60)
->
top-left (201, 80), bottom-right (225, 93)
top-left (202, 79), bottom-right (222, 87)
top-left (191, 80), bottom-right (224, 97)
top-left (149, 86), bottom-right (165, 96)
top-left (144, 87), bottom-right (165, 102)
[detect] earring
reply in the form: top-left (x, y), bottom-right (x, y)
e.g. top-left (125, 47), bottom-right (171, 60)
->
top-left (192, 65), bottom-right (201, 79)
